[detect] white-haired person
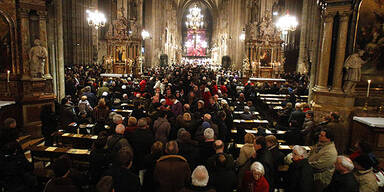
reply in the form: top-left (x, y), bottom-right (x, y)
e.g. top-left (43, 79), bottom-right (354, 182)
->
top-left (286, 145), bottom-right (314, 192)
top-left (240, 161), bottom-right (269, 192)
top-left (180, 165), bottom-right (216, 192)
top-left (105, 124), bottom-right (132, 158)
top-left (324, 155), bottom-right (359, 192)
top-left (198, 128), bottom-right (216, 165)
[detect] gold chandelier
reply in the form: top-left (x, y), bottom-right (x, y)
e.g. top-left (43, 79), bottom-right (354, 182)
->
top-left (185, 4), bottom-right (204, 30)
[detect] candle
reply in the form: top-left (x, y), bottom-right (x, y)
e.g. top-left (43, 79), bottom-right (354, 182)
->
top-left (367, 80), bottom-right (371, 97)
top-left (7, 70), bottom-right (10, 83)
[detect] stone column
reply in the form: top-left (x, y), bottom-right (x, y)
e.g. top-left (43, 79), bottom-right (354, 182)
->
top-left (55, 0), bottom-right (65, 100)
top-left (297, 0), bottom-right (308, 74)
top-left (20, 8), bottom-right (31, 80)
top-left (331, 12), bottom-right (350, 93)
top-left (37, 11), bottom-right (52, 78)
top-left (315, 13), bottom-right (334, 92)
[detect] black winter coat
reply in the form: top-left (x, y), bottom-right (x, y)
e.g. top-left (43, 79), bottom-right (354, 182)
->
top-left (286, 158), bottom-right (314, 192)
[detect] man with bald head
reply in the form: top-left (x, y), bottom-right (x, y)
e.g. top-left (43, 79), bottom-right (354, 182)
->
top-left (106, 124), bottom-right (132, 159)
top-left (206, 140), bottom-right (234, 172)
top-left (324, 156), bottom-right (358, 192)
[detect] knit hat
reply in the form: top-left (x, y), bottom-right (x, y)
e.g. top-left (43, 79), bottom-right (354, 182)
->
top-left (354, 155), bottom-right (373, 170)
top-left (160, 99), bottom-right (166, 103)
top-left (202, 122), bottom-right (211, 129)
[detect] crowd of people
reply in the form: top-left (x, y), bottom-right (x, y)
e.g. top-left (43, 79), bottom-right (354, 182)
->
top-left (0, 64), bottom-right (381, 192)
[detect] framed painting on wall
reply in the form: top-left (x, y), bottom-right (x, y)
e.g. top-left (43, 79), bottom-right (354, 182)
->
top-left (114, 45), bottom-right (127, 63)
top-left (355, 0), bottom-right (384, 82)
top-left (259, 48), bottom-right (272, 67)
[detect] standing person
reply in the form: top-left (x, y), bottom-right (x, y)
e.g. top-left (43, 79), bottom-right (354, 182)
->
top-left (324, 156), bottom-right (358, 192)
top-left (301, 111), bottom-right (317, 146)
top-left (251, 136), bottom-right (275, 192)
top-left (288, 103), bottom-right (306, 130)
top-left (103, 147), bottom-right (141, 192)
top-left (308, 129), bottom-right (338, 192)
top-left (325, 113), bottom-right (346, 154)
top-left (153, 111), bottom-right (171, 144)
top-left (353, 155), bottom-right (379, 192)
top-left (240, 162), bottom-right (269, 192)
top-left (129, 118), bottom-right (154, 172)
top-left (60, 97), bottom-right (77, 131)
top-left (40, 105), bottom-right (57, 146)
top-left (154, 140), bottom-right (191, 192)
top-left (286, 145), bottom-right (314, 192)
top-left (180, 166), bottom-right (216, 192)
top-left (92, 98), bottom-right (110, 134)
top-left (236, 133), bottom-right (256, 188)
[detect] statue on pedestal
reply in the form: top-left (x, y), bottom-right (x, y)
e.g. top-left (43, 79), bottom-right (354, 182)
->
top-left (243, 57), bottom-right (250, 77)
top-left (29, 39), bottom-right (48, 79)
top-left (343, 50), bottom-right (366, 94)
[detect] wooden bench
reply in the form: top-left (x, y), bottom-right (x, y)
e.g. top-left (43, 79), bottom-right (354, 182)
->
top-left (30, 145), bottom-right (91, 168)
top-left (57, 132), bottom-right (98, 149)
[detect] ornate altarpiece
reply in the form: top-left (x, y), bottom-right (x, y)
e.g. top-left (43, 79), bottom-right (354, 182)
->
top-left (245, 14), bottom-right (284, 78)
top-left (105, 8), bottom-right (141, 75)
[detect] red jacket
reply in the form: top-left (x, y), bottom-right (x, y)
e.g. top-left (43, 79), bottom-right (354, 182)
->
top-left (220, 85), bottom-right (228, 94)
top-left (139, 79), bottom-right (146, 92)
top-left (241, 171), bottom-right (269, 192)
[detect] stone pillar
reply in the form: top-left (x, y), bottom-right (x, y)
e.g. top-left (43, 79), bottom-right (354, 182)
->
top-left (331, 12), bottom-right (350, 93)
top-left (297, 0), bottom-right (308, 74)
top-left (55, 0), bottom-right (65, 100)
top-left (20, 8), bottom-right (31, 80)
top-left (315, 13), bottom-right (334, 92)
top-left (37, 11), bottom-right (52, 78)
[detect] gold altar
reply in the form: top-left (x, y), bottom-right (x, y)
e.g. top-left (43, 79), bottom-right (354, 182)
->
top-left (245, 14), bottom-right (284, 78)
top-left (104, 8), bottom-right (141, 75)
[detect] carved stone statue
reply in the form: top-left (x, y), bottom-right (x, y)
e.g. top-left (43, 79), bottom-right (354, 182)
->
top-left (343, 50), bottom-right (366, 94)
top-left (247, 22), bottom-right (258, 39)
top-left (243, 57), bottom-right (250, 77)
top-left (29, 39), bottom-right (48, 78)
top-left (250, 0), bottom-right (259, 23)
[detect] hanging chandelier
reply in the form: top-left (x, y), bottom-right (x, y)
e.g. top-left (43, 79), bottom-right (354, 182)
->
top-left (185, 4), bottom-right (204, 30)
top-left (275, 13), bottom-right (298, 33)
top-left (86, 9), bottom-right (106, 30)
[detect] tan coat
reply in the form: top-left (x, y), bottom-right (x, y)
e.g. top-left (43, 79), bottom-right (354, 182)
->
top-left (354, 168), bottom-right (379, 192)
top-left (308, 141), bottom-right (338, 186)
top-left (236, 143), bottom-right (255, 166)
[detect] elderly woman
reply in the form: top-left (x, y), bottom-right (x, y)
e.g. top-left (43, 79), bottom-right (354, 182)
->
top-left (180, 165), bottom-right (216, 192)
top-left (286, 145), bottom-right (314, 192)
top-left (241, 162), bottom-right (269, 192)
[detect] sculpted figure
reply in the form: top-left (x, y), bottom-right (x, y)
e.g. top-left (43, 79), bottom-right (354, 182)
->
top-left (343, 50), bottom-right (366, 94)
top-left (29, 39), bottom-right (48, 78)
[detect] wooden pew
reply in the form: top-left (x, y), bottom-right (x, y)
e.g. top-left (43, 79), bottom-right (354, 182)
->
top-left (235, 143), bottom-right (311, 154)
top-left (233, 119), bottom-right (268, 124)
top-left (57, 132), bottom-right (98, 149)
top-left (30, 145), bottom-right (91, 169)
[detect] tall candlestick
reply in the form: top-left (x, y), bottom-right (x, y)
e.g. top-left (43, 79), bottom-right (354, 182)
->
top-left (367, 80), bottom-right (371, 97)
top-left (7, 70), bottom-right (10, 83)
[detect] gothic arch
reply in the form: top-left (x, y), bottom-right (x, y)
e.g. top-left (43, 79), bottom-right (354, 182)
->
top-left (177, 0), bottom-right (218, 31)
top-left (0, 9), bottom-right (17, 74)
